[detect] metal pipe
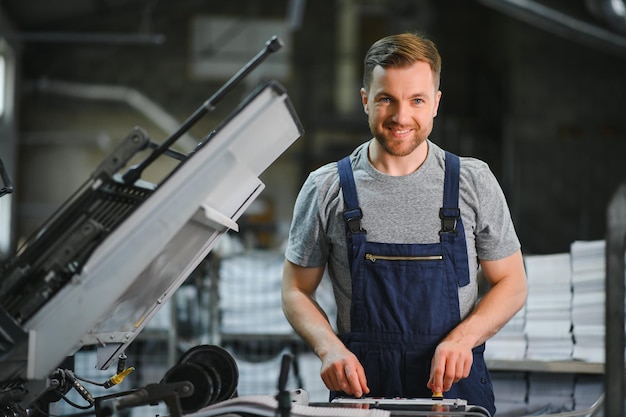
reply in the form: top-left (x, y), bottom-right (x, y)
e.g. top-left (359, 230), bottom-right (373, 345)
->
top-left (475, 0), bottom-right (626, 57)
top-left (0, 31), bottom-right (165, 45)
top-left (31, 78), bottom-right (197, 152)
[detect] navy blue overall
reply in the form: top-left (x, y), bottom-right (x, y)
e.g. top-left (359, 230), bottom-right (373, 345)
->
top-left (334, 151), bottom-right (495, 416)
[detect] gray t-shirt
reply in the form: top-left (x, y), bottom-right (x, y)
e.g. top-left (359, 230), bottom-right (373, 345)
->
top-left (285, 139), bottom-right (521, 334)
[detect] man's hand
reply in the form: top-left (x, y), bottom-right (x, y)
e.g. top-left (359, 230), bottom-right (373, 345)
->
top-left (282, 260), bottom-right (370, 398)
top-left (319, 345), bottom-right (370, 398)
top-left (427, 340), bottom-right (473, 393)
top-left (426, 250), bottom-right (527, 394)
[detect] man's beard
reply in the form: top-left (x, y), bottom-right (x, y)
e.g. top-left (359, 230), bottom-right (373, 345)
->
top-left (372, 125), bottom-right (429, 157)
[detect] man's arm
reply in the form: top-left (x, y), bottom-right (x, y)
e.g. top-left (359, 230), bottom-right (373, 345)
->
top-left (427, 249), bottom-right (527, 394)
top-left (281, 260), bottom-right (369, 397)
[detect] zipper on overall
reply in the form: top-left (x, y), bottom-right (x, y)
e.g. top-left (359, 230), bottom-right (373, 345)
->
top-left (364, 254), bottom-right (443, 262)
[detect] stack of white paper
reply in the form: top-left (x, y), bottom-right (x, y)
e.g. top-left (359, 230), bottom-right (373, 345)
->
top-left (219, 251), bottom-right (293, 334)
top-left (485, 303), bottom-right (527, 360)
top-left (228, 347), bottom-right (299, 396)
top-left (523, 253), bottom-right (574, 360)
top-left (491, 371), bottom-right (528, 416)
top-left (570, 240), bottom-right (606, 363)
top-left (573, 374), bottom-right (604, 412)
top-left (225, 347), bottom-right (329, 402)
top-left (219, 251), bottom-right (337, 335)
top-left (527, 373), bottom-right (575, 414)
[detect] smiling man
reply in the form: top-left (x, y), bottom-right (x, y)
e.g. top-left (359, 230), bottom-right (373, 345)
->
top-left (281, 32), bottom-right (527, 417)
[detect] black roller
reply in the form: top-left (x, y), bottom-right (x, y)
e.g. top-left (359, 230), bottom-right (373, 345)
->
top-left (161, 344), bottom-right (239, 413)
top-left (161, 362), bottom-right (212, 414)
top-left (177, 345), bottom-right (239, 403)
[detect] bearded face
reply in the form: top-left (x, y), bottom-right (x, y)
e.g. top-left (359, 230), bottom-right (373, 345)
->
top-left (361, 61), bottom-right (441, 158)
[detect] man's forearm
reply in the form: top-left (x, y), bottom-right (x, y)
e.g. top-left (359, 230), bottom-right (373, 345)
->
top-left (446, 252), bottom-right (527, 348)
top-left (446, 278), bottom-right (526, 348)
top-left (282, 288), bottom-right (343, 357)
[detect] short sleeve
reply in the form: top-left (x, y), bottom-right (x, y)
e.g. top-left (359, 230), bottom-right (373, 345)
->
top-left (472, 163), bottom-right (521, 261)
top-left (284, 172), bottom-right (331, 268)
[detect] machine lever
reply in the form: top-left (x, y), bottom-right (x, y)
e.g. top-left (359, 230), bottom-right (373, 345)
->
top-left (276, 353), bottom-right (292, 417)
top-left (122, 35), bottom-right (284, 185)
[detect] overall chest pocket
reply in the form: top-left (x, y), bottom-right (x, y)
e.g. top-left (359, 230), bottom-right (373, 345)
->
top-left (352, 242), bottom-right (456, 335)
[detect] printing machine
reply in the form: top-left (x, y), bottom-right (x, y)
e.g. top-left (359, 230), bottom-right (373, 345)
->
top-left (0, 36), bottom-right (307, 417)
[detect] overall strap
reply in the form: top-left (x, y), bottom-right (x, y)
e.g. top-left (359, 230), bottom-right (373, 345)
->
top-left (440, 151), bottom-right (470, 286)
top-left (337, 156), bottom-right (366, 269)
top-left (440, 151), bottom-right (461, 232)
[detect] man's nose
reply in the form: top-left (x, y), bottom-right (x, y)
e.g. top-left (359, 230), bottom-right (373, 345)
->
top-left (391, 102), bottom-right (411, 124)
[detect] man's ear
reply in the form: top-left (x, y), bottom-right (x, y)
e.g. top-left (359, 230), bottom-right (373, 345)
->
top-left (433, 90), bottom-right (442, 117)
top-left (360, 87), bottom-right (369, 114)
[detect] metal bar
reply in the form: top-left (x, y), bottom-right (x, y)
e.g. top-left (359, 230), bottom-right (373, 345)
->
top-left (605, 182), bottom-right (626, 417)
top-left (122, 35), bottom-right (283, 185)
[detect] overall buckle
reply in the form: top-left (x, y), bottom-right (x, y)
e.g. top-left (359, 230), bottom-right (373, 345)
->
top-left (439, 207), bottom-right (460, 234)
top-left (344, 208), bottom-right (366, 235)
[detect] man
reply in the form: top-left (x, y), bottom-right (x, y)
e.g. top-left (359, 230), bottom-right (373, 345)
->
top-left (281, 32), bottom-right (527, 416)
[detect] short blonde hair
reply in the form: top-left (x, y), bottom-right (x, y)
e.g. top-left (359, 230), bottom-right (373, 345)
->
top-left (362, 32), bottom-right (442, 92)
